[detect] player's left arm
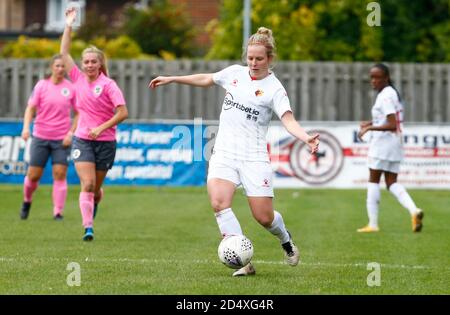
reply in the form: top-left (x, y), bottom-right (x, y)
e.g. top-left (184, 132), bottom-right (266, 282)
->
top-left (281, 111), bottom-right (319, 154)
top-left (62, 110), bottom-right (79, 147)
top-left (358, 114), bottom-right (396, 140)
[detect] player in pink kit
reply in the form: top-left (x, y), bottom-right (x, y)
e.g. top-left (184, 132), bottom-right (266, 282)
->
top-left (20, 54), bottom-right (78, 221)
top-left (150, 27), bottom-right (319, 276)
top-left (61, 7), bottom-right (128, 241)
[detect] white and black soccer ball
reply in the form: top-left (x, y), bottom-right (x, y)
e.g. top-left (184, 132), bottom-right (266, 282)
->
top-left (218, 235), bottom-right (253, 269)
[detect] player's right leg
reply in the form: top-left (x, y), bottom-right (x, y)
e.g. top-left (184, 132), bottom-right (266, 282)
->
top-left (357, 167), bottom-right (382, 232)
top-left (208, 155), bottom-right (252, 276)
top-left (72, 137), bottom-right (97, 241)
top-left (207, 154), bottom-right (241, 238)
top-left (207, 178), bottom-right (240, 237)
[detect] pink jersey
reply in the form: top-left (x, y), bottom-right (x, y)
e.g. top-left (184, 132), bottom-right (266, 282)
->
top-left (28, 78), bottom-right (76, 140)
top-left (69, 65), bottom-right (126, 141)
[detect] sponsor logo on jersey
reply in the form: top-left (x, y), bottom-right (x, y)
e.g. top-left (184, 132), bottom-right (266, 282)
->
top-left (222, 92), bottom-right (259, 116)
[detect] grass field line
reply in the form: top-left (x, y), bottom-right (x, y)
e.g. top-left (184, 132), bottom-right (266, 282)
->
top-left (1, 256), bottom-right (445, 270)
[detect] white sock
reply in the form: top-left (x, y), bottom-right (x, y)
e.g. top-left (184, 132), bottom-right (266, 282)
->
top-left (367, 183), bottom-right (380, 228)
top-left (215, 208), bottom-right (242, 237)
top-left (266, 211), bottom-right (290, 244)
top-left (389, 183), bottom-right (418, 216)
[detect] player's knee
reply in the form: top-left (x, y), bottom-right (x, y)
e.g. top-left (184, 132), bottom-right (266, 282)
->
top-left (82, 181), bottom-right (96, 192)
top-left (256, 215), bottom-right (273, 228)
top-left (210, 199), bottom-right (231, 212)
top-left (53, 171), bottom-right (66, 180)
top-left (27, 174), bottom-right (41, 182)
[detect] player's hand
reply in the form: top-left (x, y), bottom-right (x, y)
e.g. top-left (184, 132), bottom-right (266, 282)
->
top-left (88, 127), bottom-right (102, 140)
top-left (62, 132), bottom-right (73, 147)
top-left (65, 7), bottom-right (77, 27)
top-left (307, 133), bottom-right (320, 154)
top-left (360, 120), bottom-right (372, 128)
top-left (148, 76), bottom-right (172, 89)
top-left (358, 127), bottom-right (370, 141)
top-left (21, 129), bottom-right (30, 141)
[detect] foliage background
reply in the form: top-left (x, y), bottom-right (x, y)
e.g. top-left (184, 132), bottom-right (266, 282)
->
top-left (206, 0), bottom-right (450, 62)
top-left (0, 0), bottom-right (448, 62)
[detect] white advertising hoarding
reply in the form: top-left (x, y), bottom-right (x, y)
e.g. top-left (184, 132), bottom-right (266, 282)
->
top-left (267, 123), bottom-right (450, 189)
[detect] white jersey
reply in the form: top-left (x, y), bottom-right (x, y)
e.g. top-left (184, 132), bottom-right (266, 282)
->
top-left (212, 65), bottom-right (292, 161)
top-left (368, 86), bottom-right (404, 161)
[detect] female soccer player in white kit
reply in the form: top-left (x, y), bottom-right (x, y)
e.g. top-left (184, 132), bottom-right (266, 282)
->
top-left (357, 63), bottom-right (423, 233)
top-left (149, 27), bottom-right (320, 276)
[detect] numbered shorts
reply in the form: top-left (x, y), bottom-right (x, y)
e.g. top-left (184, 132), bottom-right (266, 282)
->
top-left (207, 154), bottom-right (274, 197)
top-left (29, 136), bottom-right (70, 167)
top-left (368, 157), bottom-right (400, 174)
top-left (71, 136), bottom-right (116, 171)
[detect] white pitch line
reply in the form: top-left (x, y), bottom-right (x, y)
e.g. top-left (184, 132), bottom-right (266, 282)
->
top-left (0, 257), bottom-right (443, 270)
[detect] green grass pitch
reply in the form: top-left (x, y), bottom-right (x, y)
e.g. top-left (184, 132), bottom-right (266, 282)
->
top-left (0, 185), bottom-right (448, 294)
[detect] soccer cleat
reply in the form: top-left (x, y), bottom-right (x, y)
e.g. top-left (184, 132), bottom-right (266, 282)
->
top-left (20, 202), bottom-right (31, 220)
top-left (282, 232), bottom-right (300, 266)
top-left (232, 262), bottom-right (256, 277)
top-left (54, 214), bottom-right (64, 221)
top-left (83, 227), bottom-right (94, 241)
top-left (357, 225), bottom-right (380, 233)
top-left (412, 209), bottom-right (424, 232)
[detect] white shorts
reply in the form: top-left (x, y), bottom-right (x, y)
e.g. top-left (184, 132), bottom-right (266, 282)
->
top-left (368, 157), bottom-right (400, 173)
top-left (207, 154), bottom-right (274, 197)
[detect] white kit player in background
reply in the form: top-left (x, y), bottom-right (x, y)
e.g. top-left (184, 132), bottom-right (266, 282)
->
top-left (149, 27), bottom-right (319, 277)
top-left (357, 63), bottom-right (424, 233)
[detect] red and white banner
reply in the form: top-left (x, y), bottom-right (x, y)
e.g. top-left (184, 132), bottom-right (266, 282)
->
top-left (267, 123), bottom-right (450, 189)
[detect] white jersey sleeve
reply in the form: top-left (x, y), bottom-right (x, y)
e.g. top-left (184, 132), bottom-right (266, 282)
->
top-left (213, 65), bottom-right (242, 88)
top-left (272, 87), bottom-right (292, 119)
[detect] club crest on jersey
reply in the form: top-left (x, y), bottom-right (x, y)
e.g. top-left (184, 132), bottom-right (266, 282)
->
top-left (262, 178), bottom-right (270, 187)
top-left (231, 79), bottom-right (238, 87)
top-left (61, 87), bottom-right (70, 97)
top-left (93, 85), bottom-right (103, 97)
top-left (255, 89), bottom-right (264, 97)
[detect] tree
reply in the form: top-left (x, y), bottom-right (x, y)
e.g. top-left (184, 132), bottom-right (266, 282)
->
top-left (206, 0), bottom-right (449, 62)
top-left (123, 0), bottom-right (197, 58)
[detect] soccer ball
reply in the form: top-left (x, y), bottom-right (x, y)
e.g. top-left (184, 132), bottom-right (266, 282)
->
top-left (218, 235), bottom-right (253, 269)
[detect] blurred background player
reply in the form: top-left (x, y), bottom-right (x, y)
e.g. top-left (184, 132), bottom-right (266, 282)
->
top-left (149, 27), bottom-right (319, 276)
top-left (20, 54), bottom-right (78, 221)
top-left (357, 63), bottom-right (424, 233)
top-left (60, 7), bottom-right (128, 241)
